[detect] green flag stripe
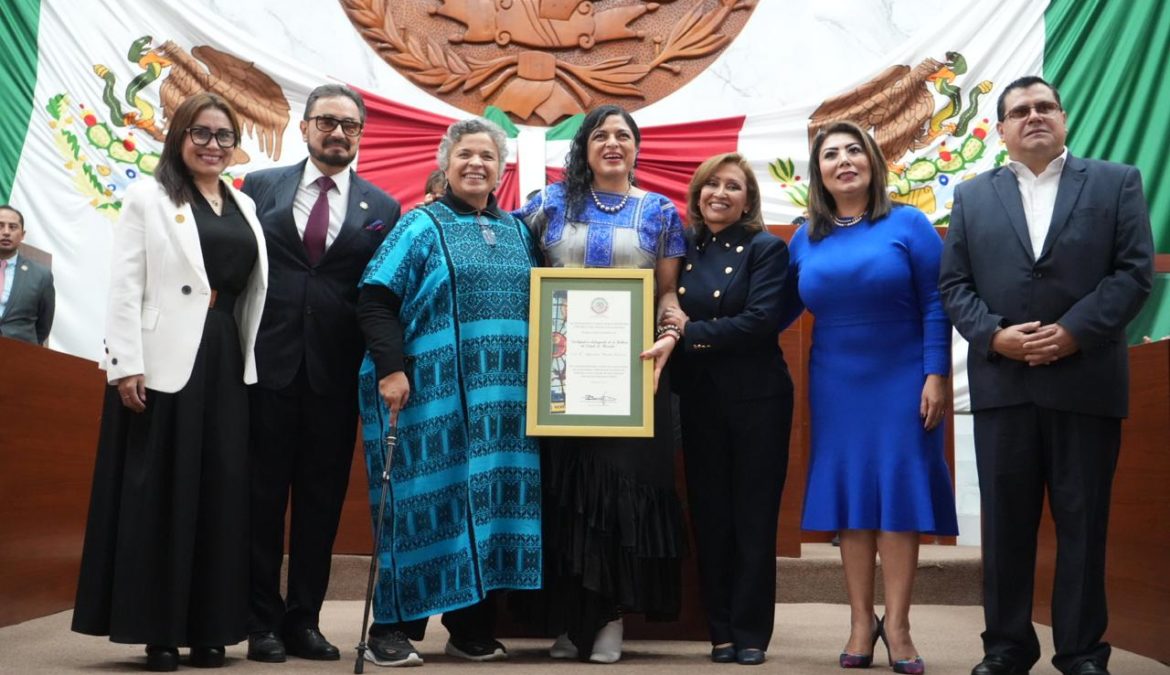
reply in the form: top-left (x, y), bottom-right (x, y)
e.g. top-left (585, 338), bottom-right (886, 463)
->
top-left (1044, 0), bottom-right (1170, 253)
top-left (0, 0), bottom-right (41, 202)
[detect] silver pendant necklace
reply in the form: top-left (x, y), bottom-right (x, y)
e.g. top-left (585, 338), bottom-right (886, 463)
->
top-left (476, 215), bottom-right (496, 247)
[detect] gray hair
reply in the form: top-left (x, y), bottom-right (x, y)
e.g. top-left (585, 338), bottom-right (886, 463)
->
top-left (436, 117), bottom-right (509, 173)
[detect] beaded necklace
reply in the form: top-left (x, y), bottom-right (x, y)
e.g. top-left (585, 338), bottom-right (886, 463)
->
top-left (590, 185), bottom-right (632, 214)
top-left (833, 212), bottom-right (866, 227)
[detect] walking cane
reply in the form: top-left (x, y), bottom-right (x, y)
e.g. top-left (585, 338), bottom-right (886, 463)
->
top-left (354, 424), bottom-right (397, 674)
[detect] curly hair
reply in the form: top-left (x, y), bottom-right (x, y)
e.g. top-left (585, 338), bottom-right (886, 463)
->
top-left (436, 117), bottom-right (509, 176)
top-left (562, 105), bottom-right (641, 220)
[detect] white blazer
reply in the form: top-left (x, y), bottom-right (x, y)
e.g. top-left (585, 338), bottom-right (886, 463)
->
top-left (103, 178), bottom-right (268, 393)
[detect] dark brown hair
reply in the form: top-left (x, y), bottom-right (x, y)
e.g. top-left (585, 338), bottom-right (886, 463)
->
top-left (0, 204), bottom-right (24, 229)
top-left (154, 93), bottom-right (242, 206)
top-left (806, 120), bottom-right (891, 242)
top-left (563, 104), bottom-right (641, 219)
top-left (686, 152), bottom-right (764, 240)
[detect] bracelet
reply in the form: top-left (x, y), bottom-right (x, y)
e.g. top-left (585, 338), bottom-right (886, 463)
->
top-left (655, 323), bottom-right (682, 341)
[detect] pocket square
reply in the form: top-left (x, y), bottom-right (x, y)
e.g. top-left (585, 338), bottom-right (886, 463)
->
top-left (364, 219), bottom-right (385, 232)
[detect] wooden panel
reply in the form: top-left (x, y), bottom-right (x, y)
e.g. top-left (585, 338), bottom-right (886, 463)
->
top-left (0, 339), bottom-right (104, 627)
top-left (334, 439), bottom-right (374, 554)
top-left (16, 242), bottom-right (52, 269)
top-left (1033, 341), bottom-right (1170, 663)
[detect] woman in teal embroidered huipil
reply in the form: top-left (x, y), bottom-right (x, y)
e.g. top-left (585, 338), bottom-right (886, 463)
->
top-left (355, 118), bottom-right (540, 666)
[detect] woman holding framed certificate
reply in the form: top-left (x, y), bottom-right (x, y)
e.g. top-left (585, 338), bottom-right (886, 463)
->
top-left (660, 152), bottom-right (793, 666)
top-left (514, 104), bottom-right (688, 664)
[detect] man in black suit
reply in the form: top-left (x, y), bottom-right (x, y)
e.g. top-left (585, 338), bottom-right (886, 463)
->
top-left (242, 84), bottom-right (400, 662)
top-left (0, 205), bottom-right (54, 346)
top-left (940, 76), bottom-right (1153, 675)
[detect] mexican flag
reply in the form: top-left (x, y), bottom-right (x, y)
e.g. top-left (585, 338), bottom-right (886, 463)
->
top-left (1, 0), bottom-right (1166, 361)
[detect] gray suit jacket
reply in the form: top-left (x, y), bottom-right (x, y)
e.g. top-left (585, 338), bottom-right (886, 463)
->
top-left (0, 254), bottom-right (55, 345)
top-left (939, 155), bottom-right (1154, 418)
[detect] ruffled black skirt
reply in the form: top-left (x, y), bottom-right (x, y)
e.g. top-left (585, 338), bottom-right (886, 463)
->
top-left (513, 373), bottom-right (686, 657)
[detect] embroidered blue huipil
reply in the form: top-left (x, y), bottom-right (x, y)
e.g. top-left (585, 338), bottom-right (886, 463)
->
top-left (357, 199), bottom-right (541, 623)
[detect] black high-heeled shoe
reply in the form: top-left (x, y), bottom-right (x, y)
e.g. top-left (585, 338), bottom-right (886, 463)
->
top-left (878, 616), bottom-right (924, 674)
top-left (839, 615), bottom-right (881, 668)
top-left (145, 645), bottom-right (179, 672)
top-left (190, 645), bottom-right (226, 668)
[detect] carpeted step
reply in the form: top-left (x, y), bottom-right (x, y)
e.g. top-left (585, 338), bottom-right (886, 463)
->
top-left (319, 543), bottom-right (982, 606)
top-left (776, 543), bottom-right (982, 605)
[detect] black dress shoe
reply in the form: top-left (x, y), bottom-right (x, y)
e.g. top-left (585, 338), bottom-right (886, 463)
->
top-left (1070, 661), bottom-right (1109, 675)
top-left (145, 646), bottom-right (179, 672)
top-left (736, 648), bottom-right (766, 665)
top-left (972, 654), bottom-right (1029, 675)
top-left (247, 631), bottom-right (286, 663)
top-left (190, 646), bottom-right (225, 668)
top-left (284, 626), bottom-right (341, 661)
top-left (711, 645), bottom-right (736, 663)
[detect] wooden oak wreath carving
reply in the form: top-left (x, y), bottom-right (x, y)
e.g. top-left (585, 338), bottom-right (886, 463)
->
top-left (341, 0), bottom-right (756, 125)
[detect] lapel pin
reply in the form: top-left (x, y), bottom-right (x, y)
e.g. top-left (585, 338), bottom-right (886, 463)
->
top-left (21, 264), bottom-right (29, 271)
top-left (360, 201), bottom-right (369, 210)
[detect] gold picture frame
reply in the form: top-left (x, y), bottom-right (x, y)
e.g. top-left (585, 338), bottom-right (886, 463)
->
top-left (525, 268), bottom-right (655, 437)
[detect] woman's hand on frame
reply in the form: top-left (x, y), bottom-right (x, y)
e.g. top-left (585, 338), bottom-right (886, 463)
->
top-left (640, 335), bottom-right (677, 394)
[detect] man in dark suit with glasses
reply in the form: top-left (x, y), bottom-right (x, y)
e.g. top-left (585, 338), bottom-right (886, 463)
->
top-left (940, 76), bottom-right (1153, 675)
top-left (242, 84), bottom-right (400, 663)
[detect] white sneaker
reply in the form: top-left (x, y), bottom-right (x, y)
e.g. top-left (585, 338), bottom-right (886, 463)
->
top-left (549, 633), bottom-right (578, 659)
top-left (588, 619), bottom-right (623, 664)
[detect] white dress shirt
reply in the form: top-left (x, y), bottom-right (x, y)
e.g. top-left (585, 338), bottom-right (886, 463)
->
top-left (0, 255), bottom-right (17, 313)
top-left (1006, 148), bottom-right (1068, 259)
top-left (293, 162), bottom-right (351, 250)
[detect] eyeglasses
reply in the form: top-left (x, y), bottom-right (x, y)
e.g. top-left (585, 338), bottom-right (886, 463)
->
top-left (186, 126), bottom-right (238, 148)
top-left (307, 115), bottom-right (364, 137)
top-left (1003, 101), bottom-right (1062, 122)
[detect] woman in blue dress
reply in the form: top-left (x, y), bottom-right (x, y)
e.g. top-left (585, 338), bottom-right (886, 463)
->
top-left (780, 120), bottom-right (958, 674)
top-left (513, 105), bottom-right (688, 664)
top-left (354, 117), bottom-right (541, 667)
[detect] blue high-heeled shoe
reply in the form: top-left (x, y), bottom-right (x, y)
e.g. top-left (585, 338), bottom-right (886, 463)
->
top-left (839, 615), bottom-right (881, 668)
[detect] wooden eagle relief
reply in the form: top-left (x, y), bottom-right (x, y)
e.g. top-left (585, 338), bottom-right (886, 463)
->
top-left (342, 0), bottom-right (757, 125)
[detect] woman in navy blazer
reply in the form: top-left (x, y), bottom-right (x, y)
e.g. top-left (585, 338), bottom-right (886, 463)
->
top-left (72, 93), bottom-right (268, 672)
top-left (657, 152), bottom-right (793, 665)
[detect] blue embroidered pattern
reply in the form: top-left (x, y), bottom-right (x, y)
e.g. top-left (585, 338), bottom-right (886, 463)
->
top-left (358, 202), bottom-right (541, 623)
top-left (519, 182), bottom-right (686, 268)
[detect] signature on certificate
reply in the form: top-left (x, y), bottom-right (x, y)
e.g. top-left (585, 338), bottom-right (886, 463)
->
top-left (583, 393), bottom-right (617, 405)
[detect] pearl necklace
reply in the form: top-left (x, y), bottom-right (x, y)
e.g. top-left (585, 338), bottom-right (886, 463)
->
top-left (590, 185), bottom-right (631, 214)
top-left (833, 212), bottom-right (865, 227)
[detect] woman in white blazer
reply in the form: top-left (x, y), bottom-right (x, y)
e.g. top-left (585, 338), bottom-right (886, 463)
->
top-left (72, 93), bottom-right (268, 672)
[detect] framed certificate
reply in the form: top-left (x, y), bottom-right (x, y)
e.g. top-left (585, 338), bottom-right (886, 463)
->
top-left (526, 268), bottom-right (655, 437)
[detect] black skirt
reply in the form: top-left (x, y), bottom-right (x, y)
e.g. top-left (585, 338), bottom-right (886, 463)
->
top-left (512, 371), bottom-right (687, 656)
top-left (71, 306), bottom-right (250, 647)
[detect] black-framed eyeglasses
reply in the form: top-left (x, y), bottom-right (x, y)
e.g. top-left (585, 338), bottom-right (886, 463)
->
top-left (308, 115), bottom-right (364, 137)
top-left (186, 126), bottom-right (238, 148)
top-left (1004, 101), bottom-right (1062, 122)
